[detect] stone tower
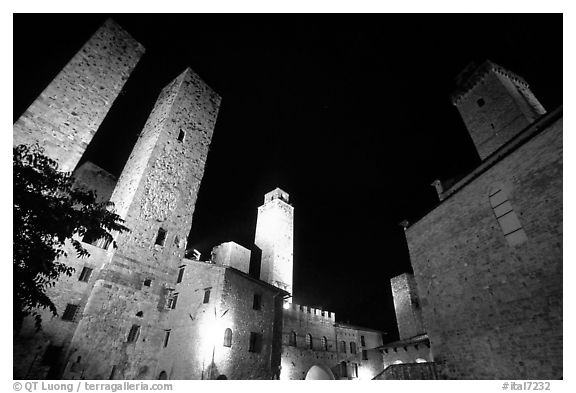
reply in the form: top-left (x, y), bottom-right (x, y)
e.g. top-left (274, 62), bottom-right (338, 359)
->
top-left (450, 60), bottom-right (546, 160)
top-left (391, 273), bottom-right (425, 340)
top-left (255, 188), bottom-right (294, 296)
top-left (62, 68), bottom-right (221, 379)
top-left (13, 19), bottom-right (145, 172)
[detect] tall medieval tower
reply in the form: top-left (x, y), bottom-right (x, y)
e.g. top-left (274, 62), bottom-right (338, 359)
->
top-left (63, 68), bottom-right (221, 379)
top-left (255, 188), bottom-right (294, 296)
top-left (451, 60), bottom-right (546, 160)
top-left (13, 19), bottom-right (145, 172)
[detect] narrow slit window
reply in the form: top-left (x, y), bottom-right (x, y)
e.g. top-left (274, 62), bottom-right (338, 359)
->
top-left (155, 228), bottom-right (167, 246)
top-left (127, 324), bottom-right (141, 343)
top-left (360, 335), bottom-right (366, 347)
top-left (178, 129), bottom-right (186, 142)
top-left (78, 266), bottom-right (93, 282)
top-left (176, 266), bottom-right (185, 284)
top-left (253, 293), bottom-right (262, 310)
top-left (203, 289), bottom-right (211, 304)
top-left (489, 187), bottom-right (527, 246)
top-left (163, 330), bottom-right (171, 348)
top-left (321, 336), bottom-right (328, 351)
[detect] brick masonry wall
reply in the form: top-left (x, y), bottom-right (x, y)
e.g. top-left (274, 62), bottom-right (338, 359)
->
top-left (406, 118), bottom-right (562, 379)
top-left (13, 19), bottom-right (144, 172)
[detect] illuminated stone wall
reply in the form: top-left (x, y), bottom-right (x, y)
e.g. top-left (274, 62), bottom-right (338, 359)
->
top-left (406, 111), bottom-right (562, 378)
top-left (72, 161), bottom-right (117, 202)
top-left (451, 61), bottom-right (546, 161)
top-left (255, 188), bottom-right (294, 294)
top-left (211, 242), bottom-right (251, 275)
top-left (13, 19), bottom-right (144, 172)
top-left (60, 67), bottom-right (221, 380)
top-left (391, 273), bottom-right (426, 340)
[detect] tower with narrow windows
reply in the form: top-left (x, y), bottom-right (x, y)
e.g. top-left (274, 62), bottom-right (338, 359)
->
top-left (255, 188), bottom-right (294, 296)
top-left (451, 60), bottom-right (546, 160)
top-left (63, 68), bottom-right (221, 379)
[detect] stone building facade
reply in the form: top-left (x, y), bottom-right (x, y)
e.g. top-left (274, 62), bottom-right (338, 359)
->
top-left (13, 19), bottom-right (385, 380)
top-left (404, 61), bottom-right (562, 379)
top-left (13, 19), bottom-right (145, 173)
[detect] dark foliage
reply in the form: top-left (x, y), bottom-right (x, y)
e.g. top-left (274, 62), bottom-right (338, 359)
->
top-left (13, 144), bottom-right (129, 333)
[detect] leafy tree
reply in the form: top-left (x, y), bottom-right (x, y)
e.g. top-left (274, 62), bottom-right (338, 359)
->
top-left (13, 144), bottom-right (129, 333)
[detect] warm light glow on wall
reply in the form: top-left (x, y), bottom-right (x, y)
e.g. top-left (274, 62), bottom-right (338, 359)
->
top-left (197, 308), bottom-right (232, 378)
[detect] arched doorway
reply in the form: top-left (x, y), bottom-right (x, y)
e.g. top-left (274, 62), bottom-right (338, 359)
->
top-left (305, 365), bottom-right (335, 380)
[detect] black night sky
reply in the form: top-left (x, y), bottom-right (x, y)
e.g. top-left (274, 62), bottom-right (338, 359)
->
top-left (13, 14), bottom-right (562, 339)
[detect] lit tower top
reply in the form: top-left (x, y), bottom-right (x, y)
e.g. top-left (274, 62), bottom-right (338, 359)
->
top-left (255, 188), bottom-right (294, 296)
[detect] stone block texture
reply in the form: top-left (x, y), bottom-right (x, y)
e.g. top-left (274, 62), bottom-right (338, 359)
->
top-left (451, 61), bottom-right (546, 161)
top-left (72, 161), bottom-right (117, 202)
top-left (279, 304), bottom-right (384, 380)
top-left (406, 116), bottom-right (562, 379)
top-left (60, 68), bottom-right (221, 380)
top-left (13, 19), bottom-right (145, 172)
top-left (255, 188), bottom-right (294, 294)
top-left (391, 273), bottom-right (426, 340)
top-left (211, 241), bottom-right (252, 274)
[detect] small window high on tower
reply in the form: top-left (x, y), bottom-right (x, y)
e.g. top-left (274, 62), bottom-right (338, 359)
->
top-left (155, 228), bottom-right (167, 246)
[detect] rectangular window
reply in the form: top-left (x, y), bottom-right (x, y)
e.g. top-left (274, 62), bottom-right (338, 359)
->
top-left (203, 289), bottom-right (211, 304)
top-left (169, 293), bottom-right (179, 310)
top-left (360, 335), bottom-right (366, 346)
top-left (249, 332), bottom-right (262, 353)
top-left (78, 267), bottom-right (93, 282)
top-left (176, 266), bottom-right (185, 284)
top-left (362, 349), bottom-right (368, 360)
top-left (155, 228), bottom-right (167, 246)
top-left (253, 294), bottom-right (262, 310)
top-left (163, 330), bottom-right (171, 348)
top-left (353, 363), bottom-right (359, 378)
top-left (127, 325), bottom-right (141, 343)
top-left (489, 188), bottom-right (527, 246)
top-left (62, 304), bottom-right (79, 321)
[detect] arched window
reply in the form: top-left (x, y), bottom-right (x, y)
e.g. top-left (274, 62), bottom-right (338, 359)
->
top-left (223, 328), bottom-right (232, 347)
top-left (340, 361), bottom-right (347, 378)
top-left (306, 334), bottom-right (313, 349)
top-left (339, 341), bottom-right (346, 353)
top-left (321, 336), bottom-right (328, 351)
top-left (289, 331), bottom-right (297, 347)
top-left (350, 342), bottom-right (357, 354)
